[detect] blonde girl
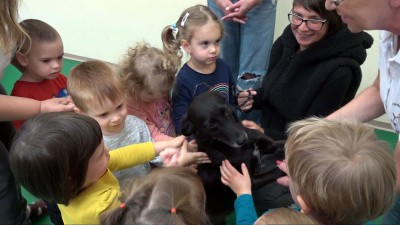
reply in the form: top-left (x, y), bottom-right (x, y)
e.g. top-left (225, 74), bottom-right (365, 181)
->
top-left (120, 42), bottom-right (180, 141)
top-left (161, 4), bottom-right (236, 134)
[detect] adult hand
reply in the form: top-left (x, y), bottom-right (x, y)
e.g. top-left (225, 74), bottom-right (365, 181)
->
top-left (222, 0), bottom-right (261, 24)
top-left (242, 120), bottom-right (264, 133)
top-left (212, 0), bottom-right (248, 24)
top-left (213, 0), bottom-right (234, 15)
top-left (237, 88), bottom-right (256, 111)
top-left (220, 160), bottom-right (252, 196)
top-left (276, 160), bottom-right (290, 187)
top-left (40, 97), bottom-right (74, 113)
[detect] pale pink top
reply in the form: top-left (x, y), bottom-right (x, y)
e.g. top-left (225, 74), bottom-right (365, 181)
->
top-left (126, 97), bottom-right (175, 141)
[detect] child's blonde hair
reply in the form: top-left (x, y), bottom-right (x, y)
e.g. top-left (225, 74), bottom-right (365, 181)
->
top-left (161, 4), bottom-right (223, 61)
top-left (285, 117), bottom-right (396, 225)
top-left (119, 42), bottom-right (180, 103)
top-left (100, 167), bottom-right (210, 225)
top-left (254, 207), bottom-right (318, 225)
top-left (68, 60), bottom-right (124, 113)
top-left (0, 0), bottom-right (30, 53)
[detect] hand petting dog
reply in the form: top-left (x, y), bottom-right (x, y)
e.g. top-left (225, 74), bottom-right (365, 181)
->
top-left (220, 160), bottom-right (252, 197)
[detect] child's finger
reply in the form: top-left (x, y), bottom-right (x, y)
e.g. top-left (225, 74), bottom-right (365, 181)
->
top-left (240, 163), bottom-right (249, 177)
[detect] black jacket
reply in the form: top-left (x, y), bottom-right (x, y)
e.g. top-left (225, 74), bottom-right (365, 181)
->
top-left (251, 24), bottom-right (374, 140)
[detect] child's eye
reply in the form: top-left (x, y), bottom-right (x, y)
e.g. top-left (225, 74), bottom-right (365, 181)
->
top-left (42, 59), bottom-right (50, 63)
top-left (99, 113), bottom-right (108, 117)
top-left (201, 41), bottom-right (209, 47)
top-left (116, 104), bottom-right (123, 110)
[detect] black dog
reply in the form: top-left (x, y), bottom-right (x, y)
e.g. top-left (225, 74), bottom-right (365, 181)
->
top-left (181, 92), bottom-right (284, 224)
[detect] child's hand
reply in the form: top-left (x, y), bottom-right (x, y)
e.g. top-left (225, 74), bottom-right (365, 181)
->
top-left (159, 147), bottom-right (180, 167)
top-left (220, 160), bottom-right (252, 196)
top-left (169, 135), bottom-right (186, 148)
top-left (153, 135), bottom-right (186, 156)
top-left (177, 140), bottom-right (210, 167)
top-left (276, 160), bottom-right (290, 187)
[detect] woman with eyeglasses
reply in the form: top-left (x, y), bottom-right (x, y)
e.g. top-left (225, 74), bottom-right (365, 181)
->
top-left (235, 0), bottom-right (374, 213)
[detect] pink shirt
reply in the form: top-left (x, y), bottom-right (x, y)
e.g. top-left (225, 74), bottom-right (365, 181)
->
top-left (126, 96), bottom-right (175, 141)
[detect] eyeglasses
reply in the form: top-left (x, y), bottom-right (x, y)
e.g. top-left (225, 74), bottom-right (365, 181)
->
top-left (288, 12), bottom-right (327, 31)
top-left (332, 0), bottom-right (344, 6)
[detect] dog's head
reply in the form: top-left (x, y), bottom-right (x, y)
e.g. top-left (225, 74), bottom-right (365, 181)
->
top-left (181, 92), bottom-right (248, 148)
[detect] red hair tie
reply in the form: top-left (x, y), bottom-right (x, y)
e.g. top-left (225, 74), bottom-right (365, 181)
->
top-left (120, 203), bottom-right (126, 209)
top-left (171, 207), bottom-right (177, 213)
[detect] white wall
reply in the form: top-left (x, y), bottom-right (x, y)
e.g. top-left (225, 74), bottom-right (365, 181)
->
top-left (19, 0), bottom-right (387, 123)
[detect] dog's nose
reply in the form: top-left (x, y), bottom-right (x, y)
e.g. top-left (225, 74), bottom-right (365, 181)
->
top-left (236, 133), bottom-right (248, 146)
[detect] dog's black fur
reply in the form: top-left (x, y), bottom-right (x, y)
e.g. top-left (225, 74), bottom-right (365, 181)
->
top-left (181, 92), bottom-right (285, 224)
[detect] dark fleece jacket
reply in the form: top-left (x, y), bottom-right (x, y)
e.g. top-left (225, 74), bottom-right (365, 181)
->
top-left (251, 24), bottom-right (373, 140)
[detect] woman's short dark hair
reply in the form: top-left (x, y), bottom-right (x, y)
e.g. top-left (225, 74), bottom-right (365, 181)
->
top-left (293, 0), bottom-right (342, 32)
top-left (10, 112), bottom-right (103, 205)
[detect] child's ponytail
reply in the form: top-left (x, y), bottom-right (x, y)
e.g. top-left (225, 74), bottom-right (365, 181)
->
top-left (161, 24), bottom-right (182, 61)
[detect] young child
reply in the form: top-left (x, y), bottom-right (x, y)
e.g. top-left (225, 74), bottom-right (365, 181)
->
top-left (9, 112), bottom-right (186, 224)
top-left (119, 42), bottom-right (180, 141)
top-left (161, 4), bottom-right (236, 134)
top-left (254, 207), bottom-right (317, 225)
top-left (67, 60), bottom-right (154, 184)
top-left (100, 167), bottom-right (210, 225)
top-left (11, 19), bottom-right (67, 130)
top-left (220, 118), bottom-right (396, 225)
top-left (68, 60), bottom-right (208, 179)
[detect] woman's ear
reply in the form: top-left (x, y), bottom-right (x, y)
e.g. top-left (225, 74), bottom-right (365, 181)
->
top-left (181, 39), bottom-right (191, 54)
top-left (297, 195), bottom-right (312, 215)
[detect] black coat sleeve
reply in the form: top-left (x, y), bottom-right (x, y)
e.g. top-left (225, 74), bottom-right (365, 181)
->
top-left (305, 66), bottom-right (354, 117)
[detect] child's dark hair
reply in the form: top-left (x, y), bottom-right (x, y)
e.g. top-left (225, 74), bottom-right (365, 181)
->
top-left (19, 18), bottom-right (61, 54)
top-left (10, 112), bottom-right (103, 205)
top-left (161, 4), bottom-right (223, 61)
top-left (100, 167), bottom-right (210, 225)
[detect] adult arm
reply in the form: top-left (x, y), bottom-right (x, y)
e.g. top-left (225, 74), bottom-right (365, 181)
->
top-left (327, 72), bottom-right (385, 122)
top-left (0, 95), bottom-right (74, 121)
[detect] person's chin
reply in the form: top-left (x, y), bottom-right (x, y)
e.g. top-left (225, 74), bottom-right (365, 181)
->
top-left (346, 23), bottom-right (363, 33)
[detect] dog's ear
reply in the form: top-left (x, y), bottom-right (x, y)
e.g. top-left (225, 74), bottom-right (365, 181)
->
top-left (181, 113), bottom-right (196, 136)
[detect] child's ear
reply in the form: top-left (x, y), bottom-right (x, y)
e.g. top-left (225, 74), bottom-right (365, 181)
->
top-left (181, 39), bottom-right (191, 54)
top-left (297, 195), bottom-right (312, 215)
top-left (15, 52), bottom-right (28, 67)
top-left (74, 107), bottom-right (84, 114)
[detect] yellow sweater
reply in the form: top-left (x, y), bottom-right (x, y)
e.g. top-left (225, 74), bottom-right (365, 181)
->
top-left (58, 142), bottom-right (155, 224)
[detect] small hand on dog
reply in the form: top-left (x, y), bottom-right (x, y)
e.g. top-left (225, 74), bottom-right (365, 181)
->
top-left (160, 140), bottom-right (210, 167)
top-left (220, 160), bottom-right (252, 196)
